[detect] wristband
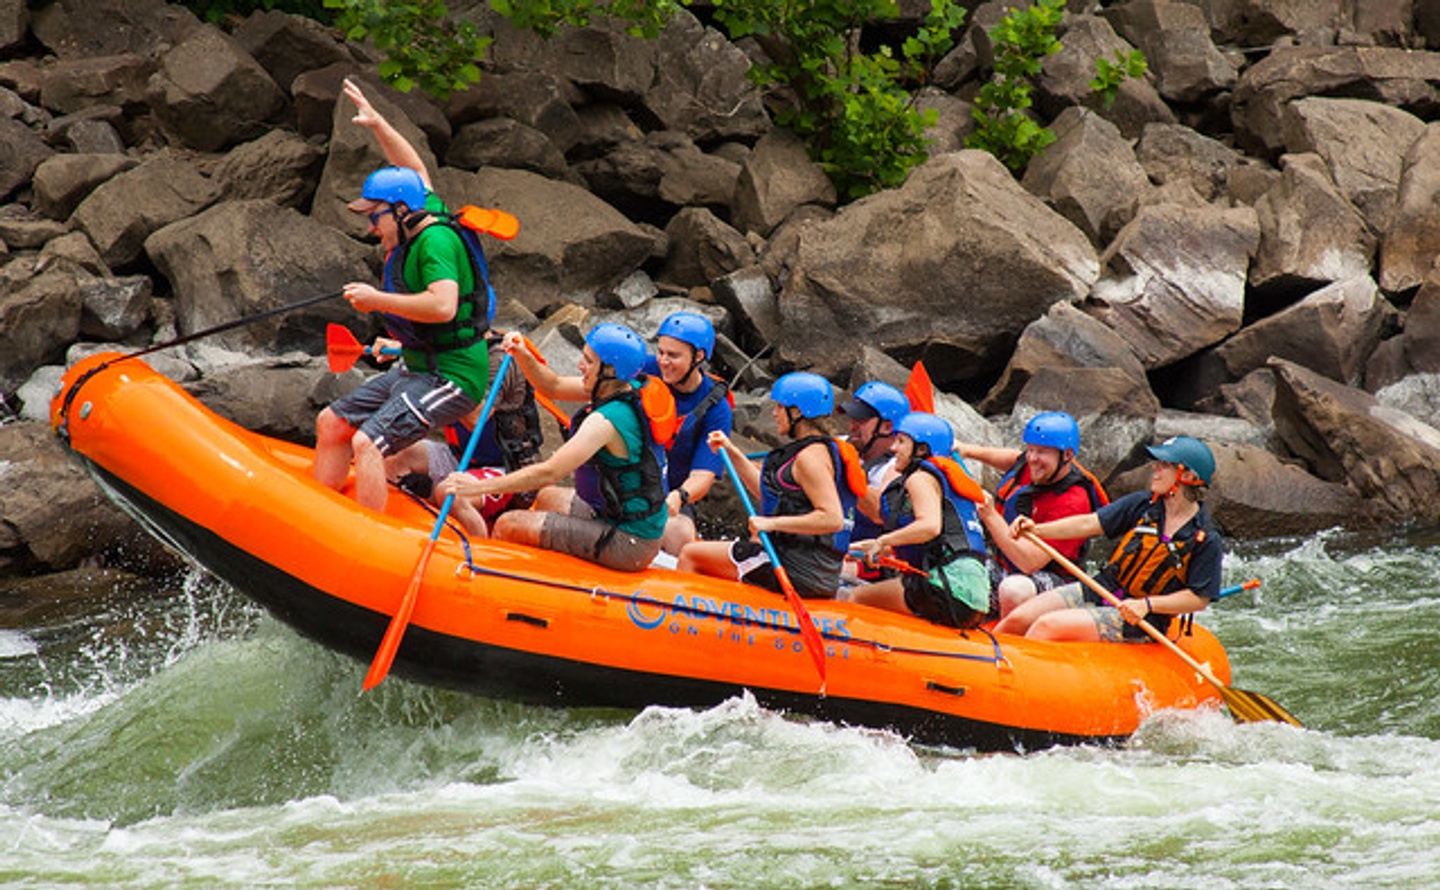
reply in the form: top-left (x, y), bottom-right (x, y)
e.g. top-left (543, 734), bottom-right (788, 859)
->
top-left (677, 488), bottom-right (691, 506)
top-left (1144, 596), bottom-right (1153, 615)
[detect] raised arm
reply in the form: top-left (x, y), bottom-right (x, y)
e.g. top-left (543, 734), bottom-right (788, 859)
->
top-left (343, 77), bottom-right (431, 189)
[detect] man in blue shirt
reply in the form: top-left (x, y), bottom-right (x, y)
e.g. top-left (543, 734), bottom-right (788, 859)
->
top-left (650, 311), bottom-right (733, 555)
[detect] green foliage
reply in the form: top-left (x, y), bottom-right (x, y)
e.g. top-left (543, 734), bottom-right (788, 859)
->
top-left (323, 0), bottom-right (490, 99)
top-left (965, 0), bottom-right (1064, 172)
top-left (180, 0), bottom-right (332, 24)
top-left (489, 0), bottom-right (683, 39)
top-left (709, 0), bottom-right (966, 199)
top-left (1089, 48), bottom-right (1148, 108)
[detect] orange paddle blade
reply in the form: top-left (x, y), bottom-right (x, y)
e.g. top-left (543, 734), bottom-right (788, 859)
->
top-left (773, 565), bottom-right (827, 691)
top-left (325, 323), bottom-right (366, 373)
top-left (905, 361), bottom-right (936, 413)
top-left (363, 537), bottom-right (437, 690)
top-left (457, 205), bottom-right (520, 240)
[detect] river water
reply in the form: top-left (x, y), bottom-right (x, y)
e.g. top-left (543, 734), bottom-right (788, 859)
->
top-left (3, 529), bottom-right (1438, 888)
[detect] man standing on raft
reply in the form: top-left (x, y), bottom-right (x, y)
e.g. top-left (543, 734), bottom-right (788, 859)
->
top-left (313, 79), bottom-right (491, 512)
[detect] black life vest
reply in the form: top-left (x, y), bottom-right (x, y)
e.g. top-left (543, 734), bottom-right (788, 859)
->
top-left (567, 386), bottom-right (667, 525)
top-left (759, 435), bottom-right (864, 554)
top-left (443, 338), bottom-right (543, 472)
top-left (379, 215), bottom-right (496, 365)
top-left (879, 461), bottom-right (987, 572)
top-left (1096, 499), bottom-right (1214, 636)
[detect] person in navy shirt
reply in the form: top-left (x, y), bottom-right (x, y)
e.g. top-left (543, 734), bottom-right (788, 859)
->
top-left (650, 311), bottom-right (734, 555)
top-left (996, 436), bottom-right (1224, 642)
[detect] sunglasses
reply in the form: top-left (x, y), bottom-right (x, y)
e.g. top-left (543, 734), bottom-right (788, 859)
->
top-left (367, 208), bottom-right (393, 226)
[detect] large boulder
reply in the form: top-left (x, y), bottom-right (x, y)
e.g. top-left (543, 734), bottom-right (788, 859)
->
top-left (776, 150), bottom-right (1099, 384)
top-left (1187, 0), bottom-right (1348, 46)
top-left (446, 117), bottom-right (572, 182)
top-left (37, 54), bottom-right (153, 115)
top-left (232, 9), bottom-right (353, 96)
top-left (146, 25), bottom-right (287, 153)
top-left (1280, 97), bottom-right (1426, 234)
top-left (1, 0), bottom-right (26, 54)
top-left (212, 130), bottom-right (326, 209)
top-left (1365, 278), bottom-right (1440, 391)
top-left (1380, 122), bottom-right (1440, 293)
top-left (1187, 277), bottom-right (1395, 409)
top-left (143, 200), bottom-right (372, 353)
top-left (1270, 358), bottom-right (1440, 522)
top-left (980, 301), bottom-right (1147, 415)
top-left (638, 9), bottom-right (769, 144)
top-left (183, 354), bottom-right (365, 444)
top-left (72, 153), bottom-right (219, 267)
top-left (732, 130), bottom-right (836, 238)
top-left (29, 0), bottom-right (200, 58)
top-left (573, 131), bottom-right (740, 223)
top-left (0, 117), bottom-right (53, 201)
top-left (0, 421), bottom-right (169, 575)
top-left (1231, 46), bottom-right (1440, 156)
top-left (1021, 107), bottom-right (1150, 246)
top-left (1036, 15), bottom-right (1175, 139)
top-left (1135, 123), bottom-right (1243, 203)
top-left (1099, 0), bottom-right (1236, 103)
top-left (1250, 153), bottom-right (1375, 292)
top-left (464, 166), bottom-right (656, 311)
top-left (0, 267), bottom-right (83, 392)
top-left (661, 207), bottom-right (755, 289)
top-left (1086, 202), bottom-right (1260, 369)
top-left (31, 152), bottom-right (138, 220)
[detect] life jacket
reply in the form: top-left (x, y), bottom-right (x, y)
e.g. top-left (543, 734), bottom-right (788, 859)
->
top-left (672, 372), bottom-right (733, 450)
top-left (880, 458), bottom-right (988, 571)
top-left (566, 381), bottom-right (672, 525)
top-left (759, 435), bottom-right (867, 554)
top-left (379, 210), bottom-right (499, 364)
top-left (996, 456), bottom-right (1109, 571)
top-left (1095, 499), bottom-right (1212, 636)
top-left (442, 335), bottom-right (544, 471)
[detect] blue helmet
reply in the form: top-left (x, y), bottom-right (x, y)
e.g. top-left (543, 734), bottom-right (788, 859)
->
top-left (358, 166), bottom-right (427, 212)
top-left (895, 412), bottom-right (953, 459)
top-left (853, 381), bottom-right (909, 425)
top-left (1147, 435), bottom-right (1215, 485)
top-left (585, 323), bottom-right (647, 381)
top-left (1023, 411), bottom-right (1080, 454)
top-left (656, 311), bottom-right (715, 359)
top-left (771, 372), bottom-right (834, 419)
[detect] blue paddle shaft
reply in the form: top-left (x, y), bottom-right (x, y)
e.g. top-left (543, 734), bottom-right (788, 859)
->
top-left (427, 352), bottom-right (514, 540)
top-left (717, 447), bottom-right (785, 569)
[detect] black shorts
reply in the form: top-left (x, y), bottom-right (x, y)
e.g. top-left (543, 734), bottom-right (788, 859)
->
top-left (730, 539), bottom-right (838, 599)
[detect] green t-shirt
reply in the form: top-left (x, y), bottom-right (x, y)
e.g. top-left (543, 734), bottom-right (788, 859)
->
top-left (594, 396), bottom-right (667, 540)
top-left (395, 194), bottom-right (488, 402)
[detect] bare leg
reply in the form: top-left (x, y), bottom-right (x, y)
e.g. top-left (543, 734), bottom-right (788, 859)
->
top-left (997, 574), bottom-right (1038, 619)
top-left (994, 588), bottom-right (1067, 636)
top-left (313, 408), bottom-right (355, 490)
top-left (494, 510), bottom-right (547, 546)
top-left (533, 486), bottom-right (577, 513)
top-left (844, 578), bottom-right (908, 614)
top-left (384, 440), bottom-right (432, 481)
top-left (1027, 609), bottom-right (1103, 642)
top-left (352, 430), bottom-right (388, 512)
top-left (661, 512), bottom-right (698, 556)
top-left (677, 540), bottom-right (739, 580)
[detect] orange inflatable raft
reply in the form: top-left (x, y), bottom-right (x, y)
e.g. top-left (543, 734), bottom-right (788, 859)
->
top-left (51, 354), bottom-right (1230, 751)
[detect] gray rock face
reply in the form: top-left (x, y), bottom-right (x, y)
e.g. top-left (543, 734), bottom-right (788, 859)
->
top-left (73, 154), bottom-right (218, 267)
top-left (184, 353), bottom-right (363, 444)
top-left (147, 25), bottom-right (287, 152)
top-left (1380, 123), bottom-right (1440, 293)
top-left (981, 301), bottom-right (1147, 415)
top-left (0, 117), bottom-right (54, 200)
top-left (1136, 123), bottom-right (1242, 203)
top-left (1280, 97), bottom-right (1426, 234)
top-left (732, 130), bottom-right (836, 238)
top-left (213, 130), bottom-right (326, 209)
top-left (79, 275), bottom-right (152, 340)
top-left (38, 54), bottom-right (153, 115)
top-left (232, 9), bottom-right (351, 96)
top-left (0, 0), bottom-right (27, 54)
top-left (1014, 365), bottom-right (1159, 481)
top-left (1038, 15), bottom-right (1176, 140)
top-left (1365, 279), bottom-right (1440, 391)
top-left (1088, 202), bottom-right (1260, 369)
top-left (1231, 46), bottom-right (1440, 156)
top-left (32, 153), bottom-right (138, 220)
top-left (1271, 358), bottom-right (1440, 522)
top-left (712, 266), bottom-right (779, 353)
top-left (144, 200), bottom-right (371, 353)
top-left (447, 118), bottom-right (572, 181)
top-left (1251, 153), bottom-right (1375, 291)
top-left (639, 10), bottom-right (769, 144)
top-left (1205, 440), bottom-right (1375, 538)
top-left (1021, 107), bottom-right (1150, 246)
top-left (0, 268), bottom-right (83, 391)
top-left (30, 0), bottom-right (200, 58)
top-left (1100, 0), bottom-right (1236, 102)
top-left (468, 167), bottom-right (656, 310)
top-left (661, 207), bottom-right (755, 289)
top-left (776, 150), bottom-right (1099, 383)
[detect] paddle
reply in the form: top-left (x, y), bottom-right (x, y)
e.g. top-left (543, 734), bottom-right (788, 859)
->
top-left (717, 447), bottom-right (828, 691)
top-left (1021, 531), bottom-right (1302, 727)
top-left (325, 323), bottom-right (401, 372)
top-left (362, 353), bottom-right (516, 691)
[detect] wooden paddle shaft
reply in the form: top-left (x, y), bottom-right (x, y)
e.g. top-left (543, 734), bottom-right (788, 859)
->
top-left (1021, 530), bottom-right (1230, 690)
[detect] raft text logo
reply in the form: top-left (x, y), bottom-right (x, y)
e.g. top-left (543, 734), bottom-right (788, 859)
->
top-left (626, 593), bottom-right (851, 642)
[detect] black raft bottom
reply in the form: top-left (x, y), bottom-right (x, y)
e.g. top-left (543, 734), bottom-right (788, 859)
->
top-left (86, 461), bottom-right (1103, 753)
